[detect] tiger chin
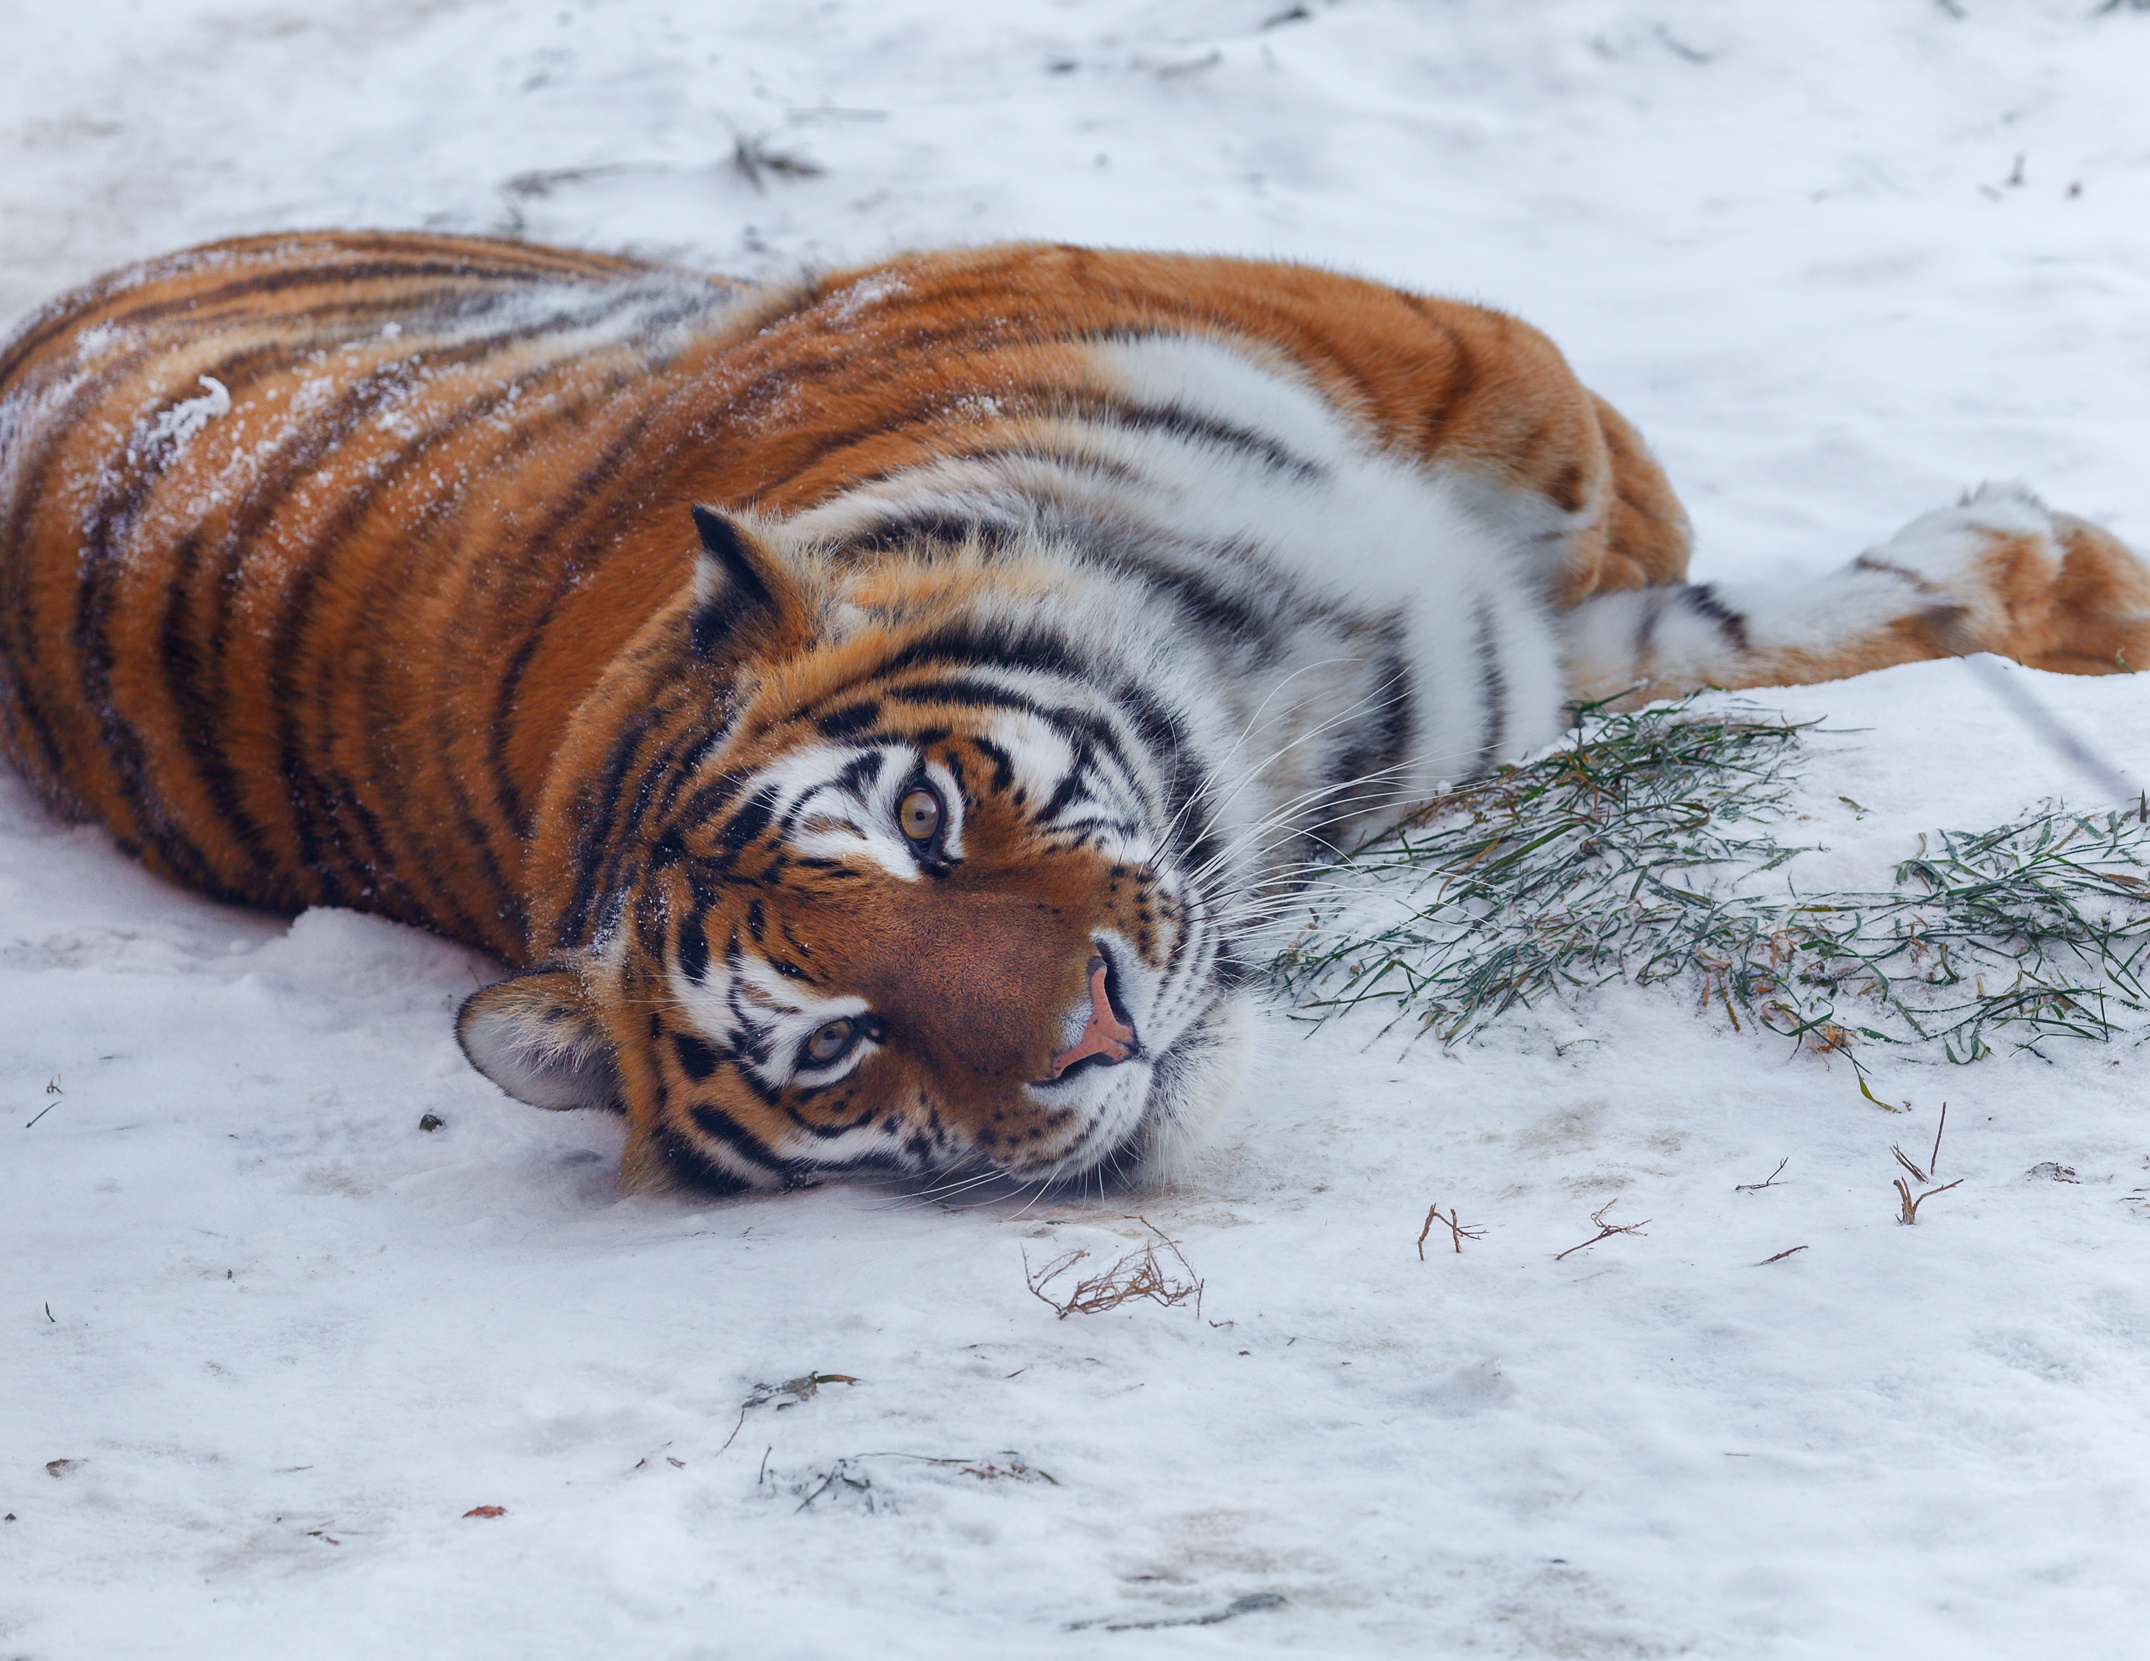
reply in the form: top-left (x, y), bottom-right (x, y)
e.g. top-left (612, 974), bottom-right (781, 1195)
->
top-left (3, 234), bottom-right (2146, 1198)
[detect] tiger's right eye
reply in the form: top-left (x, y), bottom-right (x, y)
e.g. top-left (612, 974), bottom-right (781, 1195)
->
top-left (897, 785), bottom-right (943, 846)
top-left (803, 1017), bottom-right (859, 1066)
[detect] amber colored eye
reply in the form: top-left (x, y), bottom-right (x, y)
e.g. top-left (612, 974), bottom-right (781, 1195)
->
top-left (897, 785), bottom-right (943, 845)
top-left (803, 1018), bottom-right (858, 1066)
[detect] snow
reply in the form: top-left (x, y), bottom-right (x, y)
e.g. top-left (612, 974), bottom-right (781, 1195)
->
top-left (142, 374), bottom-right (232, 458)
top-left (4, 1), bottom-right (2150, 1654)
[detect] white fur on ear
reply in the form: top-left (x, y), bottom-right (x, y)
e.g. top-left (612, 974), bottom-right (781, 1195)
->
top-left (688, 504), bottom-right (809, 655)
top-left (691, 504), bottom-right (778, 612)
top-left (456, 969), bottom-right (620, 1111)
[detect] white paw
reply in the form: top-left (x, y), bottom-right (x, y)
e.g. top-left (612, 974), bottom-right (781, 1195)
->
top-left (1856, 481), bottom-right (2061, 596)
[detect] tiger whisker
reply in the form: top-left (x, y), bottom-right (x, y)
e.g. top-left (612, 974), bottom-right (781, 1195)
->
top-left (1159, 675), bottom-right (1423, 853)
top-left (1176, 763), bottom-right (1431, 892)
top-left (1150, 656), bottom-right (1389, 850)
top-left (907, 1165), bottom-right (1010, 1208)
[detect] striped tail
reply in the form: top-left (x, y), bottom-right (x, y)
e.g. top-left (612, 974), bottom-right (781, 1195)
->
top-left (1560, 484), bottom-right (2150, 705)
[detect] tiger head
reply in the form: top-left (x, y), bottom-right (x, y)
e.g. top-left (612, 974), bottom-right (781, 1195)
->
top-left (456, 506), bottom-right (1255, 1194)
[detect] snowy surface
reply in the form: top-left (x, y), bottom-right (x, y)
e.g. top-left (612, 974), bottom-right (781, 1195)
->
top-left (5, 2), bottom-right (2150, 1656)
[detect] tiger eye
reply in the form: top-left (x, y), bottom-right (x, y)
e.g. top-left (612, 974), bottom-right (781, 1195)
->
top-left (898, 786), bottom-right (942, 844)
top-left (804, 1018), bottom-right (856, 1065)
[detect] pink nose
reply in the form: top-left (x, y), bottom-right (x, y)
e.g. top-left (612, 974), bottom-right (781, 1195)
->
top-left (1049, 958), bottom-right (1136, 1078)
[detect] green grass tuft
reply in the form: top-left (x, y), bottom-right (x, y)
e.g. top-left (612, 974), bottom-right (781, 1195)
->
top-left (1271, 696), bottom-right (2150, 1065)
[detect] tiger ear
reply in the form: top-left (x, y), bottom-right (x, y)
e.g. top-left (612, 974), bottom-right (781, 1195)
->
top-left (456, 969), bottom-right (621, 1112)
top-left (688, 505), bottom-right (809, 654)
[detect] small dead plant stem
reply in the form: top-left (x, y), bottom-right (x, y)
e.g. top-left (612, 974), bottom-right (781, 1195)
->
top-left (1023, 1219), bottom-right (1204, 1319)
top-left (1893, 1176), bottom-right (1964, 1224)
top-left (1416, 1202), bottom-right (1484, 1258)
top-left (1555, 1200), bottom-right (1650, 1261)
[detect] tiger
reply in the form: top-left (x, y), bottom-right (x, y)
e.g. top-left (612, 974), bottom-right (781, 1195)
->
top-left (2, 232), bottom-right (2144, 1195)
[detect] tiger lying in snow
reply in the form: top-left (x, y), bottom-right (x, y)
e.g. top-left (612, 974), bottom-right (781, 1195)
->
top-left (1, 233), bottom-right (2143, 1193)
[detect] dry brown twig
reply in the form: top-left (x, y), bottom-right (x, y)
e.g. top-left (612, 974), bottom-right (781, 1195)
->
top-left (1891, 1102), bottom-right (1949, 1184)
top-left (1889, 1102), bottom-right (1960, 1223)
top-left (1555, 1200), bottom-right (1651, 1261)
top-left (1894, 1176), bottom-right (1964, 1225)
top-left (1416, 1202), bottom-right (1485, 1259)
top-left (1735, 1157), bottom-right (1789, 1193)
top-left (1024, 1219), bottom-right (1204, 1319)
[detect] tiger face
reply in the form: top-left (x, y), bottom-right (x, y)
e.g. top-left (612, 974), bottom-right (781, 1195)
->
top-left (456, 509), bottom-right (1249, 1193)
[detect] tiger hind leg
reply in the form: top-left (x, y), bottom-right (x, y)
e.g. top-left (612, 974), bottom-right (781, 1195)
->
top-left (1559, 483), bottom-right (2150, 705)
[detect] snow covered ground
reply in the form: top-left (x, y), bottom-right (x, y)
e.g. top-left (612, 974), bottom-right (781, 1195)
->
top-left (4, 2), bottom-right (2149, 1655)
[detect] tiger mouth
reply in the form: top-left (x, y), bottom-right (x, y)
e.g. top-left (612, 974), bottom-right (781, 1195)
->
top-left (1012, 1027), bottom-right (1209, 1187)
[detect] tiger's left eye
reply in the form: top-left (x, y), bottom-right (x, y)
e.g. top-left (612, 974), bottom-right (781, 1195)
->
top-left (897, 785), bottom-right (942, 845)
top-left (803, 1018), bottom-right (858, 1066)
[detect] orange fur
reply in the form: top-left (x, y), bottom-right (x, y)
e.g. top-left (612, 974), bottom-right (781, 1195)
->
top-left (2, 231), bottom-right (2141, 1192)
top-left (0, 234), bottom-right (1689, 960)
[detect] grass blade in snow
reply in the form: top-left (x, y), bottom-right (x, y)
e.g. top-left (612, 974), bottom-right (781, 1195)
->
top-left (1271, 698), bottom-right (2150, 1062)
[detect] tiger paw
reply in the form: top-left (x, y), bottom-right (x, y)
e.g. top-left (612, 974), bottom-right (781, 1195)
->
top-left (1860, 483), bottom-right (2150, 675)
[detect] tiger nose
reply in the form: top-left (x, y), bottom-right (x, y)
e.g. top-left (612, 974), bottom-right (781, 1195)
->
top-left (1048, 956), bottom-right (1138, 1078)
